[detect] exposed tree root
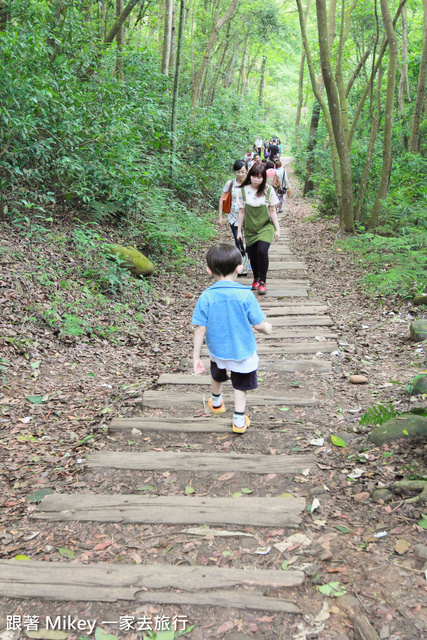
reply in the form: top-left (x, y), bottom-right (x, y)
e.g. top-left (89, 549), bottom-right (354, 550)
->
top-left (393, 480), bottom-right (427, 503)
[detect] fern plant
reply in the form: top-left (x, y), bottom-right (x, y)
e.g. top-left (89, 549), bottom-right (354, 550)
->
top-left (359, 401), bottom-right (400, 427)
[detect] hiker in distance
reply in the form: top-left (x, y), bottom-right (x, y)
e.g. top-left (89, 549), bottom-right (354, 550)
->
top-left (236, 163), bottom-right (280, 296)
top-left (192, 244), bottom-right (272, 434)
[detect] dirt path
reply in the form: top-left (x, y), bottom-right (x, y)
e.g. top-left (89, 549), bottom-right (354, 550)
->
top-left (1, 166), bottom-right (426, 640)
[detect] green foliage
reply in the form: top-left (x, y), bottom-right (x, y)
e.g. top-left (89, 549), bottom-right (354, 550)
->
top-left (359, 402), bottom-right (399, 427)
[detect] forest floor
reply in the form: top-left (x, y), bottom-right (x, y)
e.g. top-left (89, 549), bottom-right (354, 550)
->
top-left (1, 164), bottom-right (427, 640)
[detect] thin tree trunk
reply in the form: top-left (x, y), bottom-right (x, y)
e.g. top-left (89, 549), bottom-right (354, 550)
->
top-left (297, 0), bottom-right (340, 207)
top-left (409, 0), bottom-right (427, 153)
top-left (171, 0), bottom-right (185, 179)
top-left (116, 0), bottom-right (124, 80)
top-left (191, 0), bottom-right (239, 110)
top-left (105, 0), bottom-right (141, 43)
top-left (295, 0), bottom-right (311, 150)
top-left (316, 0), bottom-right (354, 232)
top-left (206, 36), bottom-right (230, 105)
top-left (303, 102), bottom-right (321, 194)
top-left (354, 67), bottom-right (383, 221)
top-left (239, 32), bottom-right (249, 94)
top-left (0, 0), bottom-right (9, 30)
top-left (169, 0), bottom-right (177, 76)
top-left (369, 0), bottom-right (399, 229)
top-left (259, 55), bottom-right (266, 106)
top-left (398, 3), bottom-right (409, 148)
top-left (349, 0), bottom-right (407, 146)
top-left (161, 0), bottom-right (174, 75)
top-left (48, 0), bottom-right (68, 63)
top-left (335, 0), bottom-right (358, 145)
top-left (345, 45), bottom-right (371, 97)
top-left (224, 42), bottom-right (239, 87)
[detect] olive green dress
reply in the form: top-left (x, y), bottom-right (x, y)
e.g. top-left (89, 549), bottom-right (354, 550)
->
top-left (241, 186), bottom-right (275, 246)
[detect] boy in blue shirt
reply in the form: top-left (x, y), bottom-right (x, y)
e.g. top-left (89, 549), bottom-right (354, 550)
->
top-left (192, 243), bottom-right (272, 434)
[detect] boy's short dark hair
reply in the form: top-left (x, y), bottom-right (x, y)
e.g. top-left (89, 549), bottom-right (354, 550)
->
top-left (207, 243), bottom-right (242, 277)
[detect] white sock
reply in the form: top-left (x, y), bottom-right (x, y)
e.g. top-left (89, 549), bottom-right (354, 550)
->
top-left (211, 393), bottom-right (222, 408)
top-left (233, 412), bottom-right (245, 428)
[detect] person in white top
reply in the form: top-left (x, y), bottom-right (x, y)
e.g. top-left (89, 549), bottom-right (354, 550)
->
top-left (255, 136), bottom-right (263, 155)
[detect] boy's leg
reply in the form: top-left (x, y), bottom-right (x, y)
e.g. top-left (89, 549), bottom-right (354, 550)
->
top-left (209, 361), bottom-right (227, 414)
top-left (230, 370), bottom-right (257, 434)
top-left (234, 388), bottom-right (247, 412)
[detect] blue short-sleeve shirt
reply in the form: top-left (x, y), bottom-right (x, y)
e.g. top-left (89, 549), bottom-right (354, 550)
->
top-left (192, 281), bottom-right (266, 361)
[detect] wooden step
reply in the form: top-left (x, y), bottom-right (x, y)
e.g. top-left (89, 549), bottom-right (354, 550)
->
top-left (270, 316), bottom-right (332, 326)
top-left (35, 494), bottom-right (306, 527)
top-left (143, 390), bottom-right (318, 408)
top-left (202, 341), bottom-right (336, 355)
top-left (241, 279), bottom-right (309, 287)
top-left (156, 358), bottom-right (330, 384)
top-left (258, 329), bottom-right (337, 340)
top-left (262, 305), bottom-right (328, 315)
top-left (88, 451), bottom-right (316, 474)
top-left (263, 288), bottom-right (308, 297)
top-left (111, 417), bottom-right (233, 433)
top-left (109, 416), bottom-right (319, 433)
top-left (258, 358), bottom-right (332, 372)
top-left (0, 561), bottom-right (303, 612)
top-left (268, 261), bottom-right (307, 271)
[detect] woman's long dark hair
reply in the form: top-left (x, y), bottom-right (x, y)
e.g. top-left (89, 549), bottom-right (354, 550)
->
top-left (239, 163), bottom-right (266, 197)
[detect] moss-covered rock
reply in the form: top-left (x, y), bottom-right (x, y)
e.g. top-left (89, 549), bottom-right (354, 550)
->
top-left (104, 244), bottom-right (155, 276)
top-left (413, 295), bottom-right (427, 306)
top-left (410, 320), bottom-right (427, 342)
top-left (411, 374), bottom-right (427, 396)
top-left (369, 414), bottom-right (427, 446)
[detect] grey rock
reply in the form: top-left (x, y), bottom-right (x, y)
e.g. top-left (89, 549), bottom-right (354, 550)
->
top-left (410, 319), bottom-right (427, 342)
top-left (369, 414), bottom-right (427, 445)
top-left (371, 488), bottom-right (394, 503)
top-left (413, 543), bottom-right (427, 561)
top-left (410, 374), bottom-right (427, 396)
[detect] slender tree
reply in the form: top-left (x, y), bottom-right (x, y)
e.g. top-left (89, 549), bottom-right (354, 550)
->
top-left (171, 0), bottom-right (185, 179)
top-left (191, 0), bottom-right (239, 111)
top-left (161, 0), bottom-right (174, 75)
top-left (316, 0), bottom-right (354, 232)
top-left (409, 0), bottom-right (427, 153)
top-left (369, 0), bottom-right (399, 228)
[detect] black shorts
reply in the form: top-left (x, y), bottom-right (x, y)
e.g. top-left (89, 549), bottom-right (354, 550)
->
top-left (210, 360), bottom-right (258, 391)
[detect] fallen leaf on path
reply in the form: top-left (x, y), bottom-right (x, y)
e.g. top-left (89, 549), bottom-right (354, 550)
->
top-left (394, 539), bottom-right (410, 555)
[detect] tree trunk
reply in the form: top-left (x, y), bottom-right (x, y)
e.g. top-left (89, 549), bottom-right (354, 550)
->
top-left (169, 0), bottom-right (177, 77)
top-left (354, 67), bottom-right (383, 221)
top-left (259, 55), bottom-right (266, 106)
top-left (409, 0), bottom-right (427, 153)
top-left (161, 0), bottom-right (174, 75)
top-left (349, 0), bottom-right (407, 146)
top-left (398, 3), bottom-right (409, 148)
top-left (105, 0), bottom-right (141, 44)
top-left (316, 0), bottom-right (354, 232)
top-left (239, 32), bottom-right (250, 94)
top-left (0, 0), bottom-right (9, 30)
top-left (116, 0), bottom-right (124, 80)
top-left (48, 0), bottom-right (68, 63)
top-left (191, 0), bottom-right (239, 111)
top-left (345, 46), bottom-right (371, 97)
top-left (303, 102), bottom-right (320, 195)
top-left (369, 0), bottom-right (399, 229)
top-left (295, 0), bottom-right (311, 151)
top-left (171, 0), bottom-right (185, 180)
top-left (206, 36), bottom-right (230, 105)
top-left (224, 43), bottom-right (238, 88)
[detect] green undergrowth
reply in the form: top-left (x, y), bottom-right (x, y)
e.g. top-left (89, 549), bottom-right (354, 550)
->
top-left (338, 233), bottom-right (427, 299)
top-left (1, 213), bottom-right (213, 343)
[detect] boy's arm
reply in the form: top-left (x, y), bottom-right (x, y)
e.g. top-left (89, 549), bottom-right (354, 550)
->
top-left (193, 325), bottom-right (207, 374)
top-left (254, 320), bottom-right (273, 335)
